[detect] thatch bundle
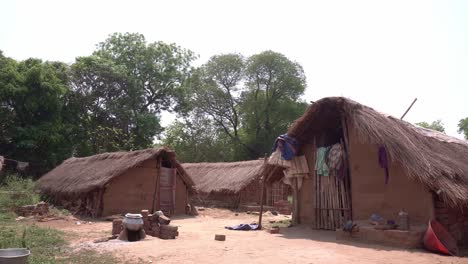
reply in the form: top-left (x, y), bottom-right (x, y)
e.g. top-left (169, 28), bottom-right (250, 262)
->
top-left (288, 97), bottom-right (468, 207)
top-left (183, 160), bottom-right (276, 194)
top-left (36, 148), bottom-right (194, 196)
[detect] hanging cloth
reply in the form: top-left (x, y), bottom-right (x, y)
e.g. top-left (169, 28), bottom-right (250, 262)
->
top-left (315, 147), bottom-right (330, 176)
top-left (271, 134), bottom-right (298, 161)
top-left (327, 143), bottom-right (343, 177)
top-left (378, 146), bottom-right (389, 184)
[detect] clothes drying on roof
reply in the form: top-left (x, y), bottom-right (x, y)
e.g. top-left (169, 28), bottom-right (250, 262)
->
top-left (327, 143), bottom-right (345, 180)
top-left (271, 134), bottom-right (298, 161)
top-left (315, 147), bottom-right (330, 176)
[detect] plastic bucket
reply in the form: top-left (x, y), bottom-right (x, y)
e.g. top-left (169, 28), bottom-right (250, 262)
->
top-left (0, 248), bottom-right (30, 264)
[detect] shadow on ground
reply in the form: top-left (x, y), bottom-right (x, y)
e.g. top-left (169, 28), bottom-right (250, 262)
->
top-left (274, 225), bottom-right (468, 258)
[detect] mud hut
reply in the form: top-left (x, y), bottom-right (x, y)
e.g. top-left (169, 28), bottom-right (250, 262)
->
top-left (269, 97), bottom-right (468, 247)
top-left (36, 148), bottom-right (195, 217)
top-left (183, 160), bottom-right (288, 209)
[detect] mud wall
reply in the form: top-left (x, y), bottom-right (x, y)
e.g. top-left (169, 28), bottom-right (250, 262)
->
top-left (102, 159), bottom-right (157, 216)
top-left (347, 123), bottom-right (434, 225)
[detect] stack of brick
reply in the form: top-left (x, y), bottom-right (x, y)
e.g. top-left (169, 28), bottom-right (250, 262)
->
top-left (274, 200), bottom-right (292, 215)
top-left (15, 201), bottom-right (49, 217)
top-left (146, 213), bottom-right (161, 237)
top-left (111, 209), bottom-right (179, 239)
top-left (112, 219), bottom-right (123, 236)
top-left (434, 197), bottom-right (468, 246)
top-left (159, 224), bottom-right (179, 239)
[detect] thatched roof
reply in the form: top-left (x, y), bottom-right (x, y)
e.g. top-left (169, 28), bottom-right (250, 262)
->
top-left (288, 97), bottom-right (468, 207)
top-left (182, 160), bottom-right (270, 194)
top-left (36, 148), bottom-right (194, 196)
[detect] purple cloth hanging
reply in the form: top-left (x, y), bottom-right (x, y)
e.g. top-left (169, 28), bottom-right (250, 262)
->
top-left (378, 146), bottom-right (389, 184)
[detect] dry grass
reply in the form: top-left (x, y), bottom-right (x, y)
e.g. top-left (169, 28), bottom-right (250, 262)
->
top-left (183, 160), bottom-right (280, 193)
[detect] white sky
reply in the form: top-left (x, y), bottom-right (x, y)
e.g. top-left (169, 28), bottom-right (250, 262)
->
top-left (1, 0), bottom-right (467, 138)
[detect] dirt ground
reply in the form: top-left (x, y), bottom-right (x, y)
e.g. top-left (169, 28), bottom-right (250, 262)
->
top-left (37, 208), bottom-right (468, 264)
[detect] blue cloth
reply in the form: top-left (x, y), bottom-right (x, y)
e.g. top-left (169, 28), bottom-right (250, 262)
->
top-left (271, 134), bottom-right (298, 160)
top-left (225, 224), bottom-right (259, 231)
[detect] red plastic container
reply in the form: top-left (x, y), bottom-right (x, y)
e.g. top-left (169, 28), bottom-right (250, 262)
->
top-left (423, 220), bottom-right (458, 256)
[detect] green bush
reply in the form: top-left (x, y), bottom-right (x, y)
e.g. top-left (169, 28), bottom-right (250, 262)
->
top-left (0, 174), bottom-right (40, 211)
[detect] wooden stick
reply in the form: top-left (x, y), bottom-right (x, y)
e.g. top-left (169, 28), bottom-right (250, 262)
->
top-left (258, 154), bottom-right (268, 229)
top-left (400, 98), bottom-right (418, 120)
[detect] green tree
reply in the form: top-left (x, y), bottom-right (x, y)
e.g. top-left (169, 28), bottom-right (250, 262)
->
top-left (184, 51), bottom-right (307, 160)
top-left (162, 115), bottom-right (237, 162)
top-left (416, 120), bottom-right (445, 133)
top-left (242, 51), bottom-right (307, 155)
top-left (70, 33), bottom-right (195, 154)
top-left (458, 117), bottom-right (468, 139)
top-left (0, 52), bottom-right (74, 172)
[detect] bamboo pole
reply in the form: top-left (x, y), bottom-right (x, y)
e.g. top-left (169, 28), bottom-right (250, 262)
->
top-left (400, 98), bottom-right (417, 120)
top-left (258, 154), bottom-right (268, 229)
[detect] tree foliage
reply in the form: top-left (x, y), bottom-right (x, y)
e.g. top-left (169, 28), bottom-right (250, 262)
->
top-left (171, 51), bottom-right (308, 161)
top-left (0, 33), bottom-right (196, 172)
top-left (70, 33), bottom-right (195, 155)
top-left (416, 120), bottom-right (445, 133)
top-left (458, 117), bottom-right (468, 139)
top-left (1, 35), bottom-right (309, 170)
top-left (0, 52), bottom-right (75, 172)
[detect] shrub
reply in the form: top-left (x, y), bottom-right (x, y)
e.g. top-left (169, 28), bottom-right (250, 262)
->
top-left (0, 174), bottom-right (40, 211)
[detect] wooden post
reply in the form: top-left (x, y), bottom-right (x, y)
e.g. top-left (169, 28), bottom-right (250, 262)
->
top-left (258, 154), bottom-right (268, 229)
top-left (400, 98), bottom-right (417, 120)
top-left (340, 116), bottom-right (353, 220)
top-left (152, 157), bottom-right (162, 214)
top-left (291, 178), bottom-right (299, 225)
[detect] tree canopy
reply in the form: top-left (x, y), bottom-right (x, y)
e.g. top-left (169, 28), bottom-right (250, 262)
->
top-left (167, 51), bottom-right (308, 161)
top-left (415, 120), bottom-right (445, 133)
top-left (70, 33), bottom-right (195, 155)
top-left (0, 52), bottom-right (74, 171)
top-left (0, 34), bottom-right (308, 171)
top-left (458, 117), bottom-right (468, 139)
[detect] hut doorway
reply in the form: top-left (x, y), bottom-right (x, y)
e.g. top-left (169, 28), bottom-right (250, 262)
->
top-left (158, 167), bottom-right (176, 215)
top-left (311, 114), bottom-right (352, 230)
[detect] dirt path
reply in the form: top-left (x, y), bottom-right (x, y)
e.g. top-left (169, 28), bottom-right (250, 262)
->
top-left (38, 209), bottom-right (467, 264)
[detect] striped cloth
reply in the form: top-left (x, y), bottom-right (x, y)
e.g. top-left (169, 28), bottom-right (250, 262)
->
top-left (327, 143), bottom-right (343, 177)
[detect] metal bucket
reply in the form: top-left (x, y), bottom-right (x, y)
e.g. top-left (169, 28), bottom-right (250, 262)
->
top-left (0, 248), bottom-right (30, 264)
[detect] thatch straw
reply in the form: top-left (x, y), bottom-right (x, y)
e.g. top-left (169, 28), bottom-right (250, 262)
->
top-left (183, 160), bottom-right (271, 194)
top-left (36, 148), bottom-right (194, 195)
top-left (288, 97), bottom-right (468, 207)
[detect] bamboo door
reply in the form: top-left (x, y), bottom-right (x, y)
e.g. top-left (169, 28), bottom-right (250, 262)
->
top-left (158, 167), bottom-right (176, 215)
top-left (314, 140), bottom-right (352, 230)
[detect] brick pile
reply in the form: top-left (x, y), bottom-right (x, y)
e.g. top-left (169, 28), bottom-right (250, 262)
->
top-left (112, 209), bottom-right (179, 240)
top-left (15, 201), bottom-right (49, 217)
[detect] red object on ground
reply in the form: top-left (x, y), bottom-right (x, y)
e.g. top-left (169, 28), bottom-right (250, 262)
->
top-left (423, 220), bottom-right (458, 256)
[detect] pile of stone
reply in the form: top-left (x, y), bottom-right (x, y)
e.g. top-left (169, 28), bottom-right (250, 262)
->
top-left (274, 200), bottom-right (292, 215)
top-left (15, 201), bottom-right (49, 217)
top-left (112, 209), bottom-right (179, 240)
top-left (146, 210), bottom-right (179, 239)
